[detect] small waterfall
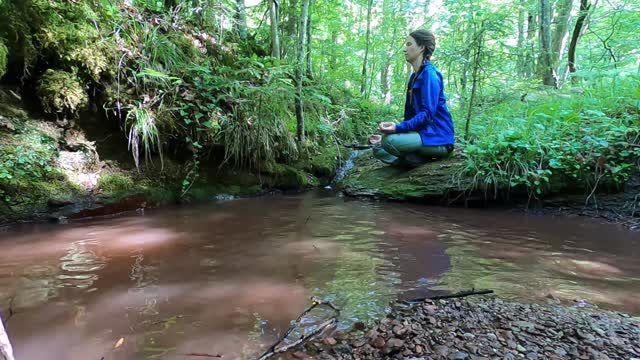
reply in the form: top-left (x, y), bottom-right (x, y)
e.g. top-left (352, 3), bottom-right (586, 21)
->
top-left (330, 149), bottom-right (362, 186)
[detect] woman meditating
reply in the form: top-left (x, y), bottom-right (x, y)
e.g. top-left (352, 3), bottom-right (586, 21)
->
top-left (370, 29), bottom-right (455, 168)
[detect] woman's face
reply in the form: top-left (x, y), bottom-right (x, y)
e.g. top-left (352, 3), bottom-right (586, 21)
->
top-left (404, 35), bottom-right (424, 64)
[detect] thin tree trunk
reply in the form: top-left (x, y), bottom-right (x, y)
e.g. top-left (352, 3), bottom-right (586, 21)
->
top-left (270, 0), bottom-right (280, 59)
top-left (329, 30), bottom-right (338, 70)
top-left (1, 318), bottom-right (14, 360)
top-left (567, 0), bottom-right (590, 78)
top-left (538, 0), bottom-right (555, 86)
top-left (458, 24), bottom-right (471, 114)
top-left (525, 1), bottom-right (538, 78)
top-left (517, 0), bottom-right (526, 76)
top-left (283, 0), bottom-right (298, 58)
top-left (465, 26), bottom-right (484, 141)
top-left (286, 0), bottom-right (299, 36)
top-left (295, 0), bottom-right (310, 146)
top-left (551, 0), bottom-right (573, 72)
top-left (236, 0), bottom-right (248, 40)
top-left (305, 0), bottom-right (313, 78)
top-left (360, 0), bottom-right (374, 96)
top-left (381, 26), bottom-right (397, 105)
top-left (380, 0), bottom-right (400, 105)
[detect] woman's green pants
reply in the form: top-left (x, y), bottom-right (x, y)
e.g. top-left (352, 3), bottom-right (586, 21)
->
top-left (373, 132), bottom-right (452, 168)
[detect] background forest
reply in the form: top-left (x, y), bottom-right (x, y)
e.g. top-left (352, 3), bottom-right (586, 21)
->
top-left (0, 0), bottom-right (638, 213)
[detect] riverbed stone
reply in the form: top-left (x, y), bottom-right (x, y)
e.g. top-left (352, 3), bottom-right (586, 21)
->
top-left (302, 296), bottom-right (640, 360)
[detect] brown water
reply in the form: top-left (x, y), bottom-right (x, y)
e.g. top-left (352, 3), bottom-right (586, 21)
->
top-left (1, 191), bottom-right (639, 359)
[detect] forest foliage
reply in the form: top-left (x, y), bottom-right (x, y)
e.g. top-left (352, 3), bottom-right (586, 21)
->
top-left (0, 0), bottom-right (638, 199)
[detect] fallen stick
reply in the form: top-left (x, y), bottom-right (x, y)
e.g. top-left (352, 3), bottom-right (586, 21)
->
top-left (183, 353), bottom-right (223, 358)
top-left (333, 137), bottom-right (375, 150)
top-left (402, 289), bottom-right (494, 305)
top-left (256, 297), bottom-right (340, 360)
top-left (257, 318), bottom-right (337, 360)
top-left (1, 316), bottom-right (15, 360)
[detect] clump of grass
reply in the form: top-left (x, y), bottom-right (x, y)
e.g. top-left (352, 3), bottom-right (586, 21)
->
top-left (125, 104), bottom-right (163, 170)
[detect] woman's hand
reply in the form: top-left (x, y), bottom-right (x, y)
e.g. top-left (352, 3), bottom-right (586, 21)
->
top-left (368, 134), bottom-right (382, 144)
top-left (378, 122), bottom-right (396, 134)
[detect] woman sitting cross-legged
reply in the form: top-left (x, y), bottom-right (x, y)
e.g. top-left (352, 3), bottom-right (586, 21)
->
top-left (370, 29), bottom-right (454, 168)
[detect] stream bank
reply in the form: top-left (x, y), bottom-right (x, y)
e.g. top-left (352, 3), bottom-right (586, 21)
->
top-left (337, 150), bottom-right (640, 230)
top-left (0, 87), bottom-right (348, 225)
top-left (299, 295), bottom-right (640, 360)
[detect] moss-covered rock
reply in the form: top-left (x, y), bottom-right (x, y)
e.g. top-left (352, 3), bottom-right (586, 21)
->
top-left (262, 163), bottom-right (312, 190)
top-left (0, 113), bottom-right (88, 223)
top-left (304, 145), bottom-right (350, 183)
top-left (38, 69), bottom-right (88, 117)
top-left (339, 151), bottom-right (471, 201)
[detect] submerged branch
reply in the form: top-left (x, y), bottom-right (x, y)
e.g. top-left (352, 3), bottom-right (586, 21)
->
top-left (256, 297), bottom-right (340, 360)
top-left (402, 289), bottom-right (495, 305)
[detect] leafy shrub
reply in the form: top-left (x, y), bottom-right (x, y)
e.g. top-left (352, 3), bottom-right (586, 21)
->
top-left (460, 72), bottom-right (640, 198)
top-left (0, 128), bottom-right (58, 204)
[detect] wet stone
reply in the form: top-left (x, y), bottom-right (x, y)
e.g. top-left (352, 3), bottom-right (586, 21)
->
top-left (302, 297), bottom-right (640, 360)
top-left (434, 345), bottom-right (450, 357)
top-left (448, 351), bottom-right (469, 360)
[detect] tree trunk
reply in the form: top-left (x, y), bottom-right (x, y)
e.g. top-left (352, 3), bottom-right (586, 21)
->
top-left (270, 0), bottom-right (280, 59)
top-left (538, 0), bottom-right (555, 86)
top-left (525, 1), bottom-right (537, 78)
top-left (236, 0), bottom-right (248, 40)
top-left (282, 0), bottom-right (299, 58)
top-left (517, 0), bottom-right (526, 76)
top-left (567, 0), bottom-right (590, 77)
top-left (458, 24), bottom-right (471, 113)
top-left (329, 30), bottom-right (338, 71)
top-left (295, 0), bottom-right (310, 146)
top-left (380, 0), bottom-right (401, 105)
top-left (360, 0), bottom-right (374, 96)
top-left (286, 0), bottom-right (299, 36)
top-left (551, 0), bottom-right (573, 71)
top-left (305, 0), bottom-right (313, 78)
top-left (465, 25), bottom-right (484, 141)
top-left (0, 318), bottom-right (14, 360)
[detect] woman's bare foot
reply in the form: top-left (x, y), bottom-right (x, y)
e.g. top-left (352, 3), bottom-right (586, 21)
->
top-left (368, 134), bottom-right (382, 145)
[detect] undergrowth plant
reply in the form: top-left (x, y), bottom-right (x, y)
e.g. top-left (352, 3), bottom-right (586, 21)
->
top-left (459, 71), bottom-right (640, 201)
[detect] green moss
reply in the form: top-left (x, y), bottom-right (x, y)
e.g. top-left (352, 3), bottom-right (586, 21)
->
top-left (95, 173), bottom-right (181, 205)
top-left (38, 69), bottom-right (88, 116)
top-left (68, 45), bottom-right (110, 81)
top-left (263, 163), bottom-right (310, 190)
top-left (97, 174), bottom-right (135, 197)
top-left (0, 40), bottom-right (7, 78)
top-left (0, 175), bottom-right (85, 224)
top-left (339, 152), bottom-right (470, 200)
top-left (305, 145), bottom-right (350, 181)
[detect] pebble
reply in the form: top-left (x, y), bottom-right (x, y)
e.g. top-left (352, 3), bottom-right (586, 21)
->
top-left (300, 297), bottom-right (640, 360)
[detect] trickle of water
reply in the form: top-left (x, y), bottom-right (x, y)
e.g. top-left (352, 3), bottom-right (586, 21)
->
top-left (331, 149), bottom-right (362, 185)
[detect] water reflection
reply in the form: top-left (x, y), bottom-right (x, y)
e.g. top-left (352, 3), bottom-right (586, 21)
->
top-left (0, 192), bottom-right (638, 359)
